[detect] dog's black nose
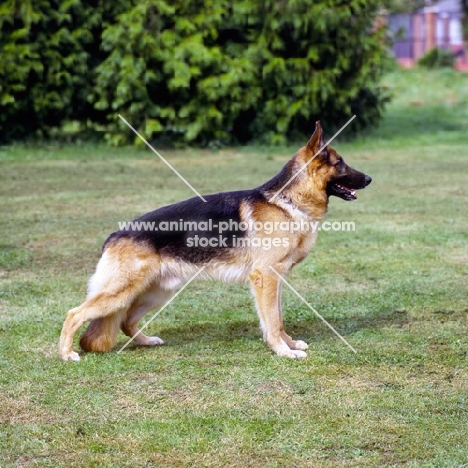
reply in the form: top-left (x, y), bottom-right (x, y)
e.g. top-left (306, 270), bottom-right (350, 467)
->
top-left (364, 175), bottom-right (372, 186)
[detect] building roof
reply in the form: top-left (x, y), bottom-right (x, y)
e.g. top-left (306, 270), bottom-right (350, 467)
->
top-left (422, 0), bottom-right (461, 14)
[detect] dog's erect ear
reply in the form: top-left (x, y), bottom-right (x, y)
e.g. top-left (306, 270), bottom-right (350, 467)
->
top-left (307, 121), bottom-right (326, 155)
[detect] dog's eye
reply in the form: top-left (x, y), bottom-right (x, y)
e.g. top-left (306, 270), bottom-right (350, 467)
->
top-left (335, 158), bottom-right (344, 167)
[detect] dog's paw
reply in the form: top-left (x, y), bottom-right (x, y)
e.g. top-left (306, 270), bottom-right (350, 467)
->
top-left (291, 340), bottom-right (308, 351)
top-left (144, 336), bottom-right (164, 346)
top-left (289, 350), bottom-right (307, 359)
top-left (134, 335), bottom-right (165, 346)
top-left (275, 348), bottom-right (307, 359)
top-left (61, 351), bottom-right (81, 362)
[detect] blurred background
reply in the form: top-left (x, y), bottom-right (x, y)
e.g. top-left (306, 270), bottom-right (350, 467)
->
top-left (1, 0), bottom-right (466, 147)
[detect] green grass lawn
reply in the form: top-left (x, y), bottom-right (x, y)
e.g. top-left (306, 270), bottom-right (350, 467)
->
top-left (1, 68), bottom-right (468, 467)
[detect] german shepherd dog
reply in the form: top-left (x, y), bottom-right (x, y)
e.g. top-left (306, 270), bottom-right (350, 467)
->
top-left (59, 122), bottom-right (371, 361)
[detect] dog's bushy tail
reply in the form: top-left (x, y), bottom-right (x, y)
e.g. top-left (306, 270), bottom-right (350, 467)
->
top-left (79, 314), bottom-right (122, 352)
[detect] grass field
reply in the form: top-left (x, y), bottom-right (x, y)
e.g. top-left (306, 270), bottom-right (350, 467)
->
top-left (1, 68), bottom-right (468, 467)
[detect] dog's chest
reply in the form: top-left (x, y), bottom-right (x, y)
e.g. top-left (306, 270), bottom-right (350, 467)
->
top-left (290, 228), bottom-right (318, 264)
top-left (276, 199), bottom-right (319, 263)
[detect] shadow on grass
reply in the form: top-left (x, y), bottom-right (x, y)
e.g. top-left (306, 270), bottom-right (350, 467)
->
top-left (120, 309), bottom-right (411, 350)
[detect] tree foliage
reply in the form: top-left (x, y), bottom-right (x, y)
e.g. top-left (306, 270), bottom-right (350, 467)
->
top-left (381, 0), bottom-right (425, 14)
top-left (417, 47), bottom-right (455, 69)
top-left (0, 0), bottom-right (391, 145)
top-left (0, 0), bottom-right (126, 141)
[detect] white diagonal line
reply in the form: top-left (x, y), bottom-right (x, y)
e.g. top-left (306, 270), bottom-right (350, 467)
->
top-left (118, 114), bottom-right (207, 202)
top-left (117, 266), bottom-right (206, 353)
top-left (269, 266), bottom-right (357, 353)
top-left (269, 115), bottom-right (356, 202)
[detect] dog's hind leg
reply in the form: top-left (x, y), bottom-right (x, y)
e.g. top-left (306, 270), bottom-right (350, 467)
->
top-left (59, 239), bottom-right (160, 361)
top-left (60, 292), bottom-right (133, 361)
top-left (79, 313), bottom-right (124, 355)
top-left (120, 287), bottom-right (175, 346)
top-left (249, 268), bottom-right (307, 359)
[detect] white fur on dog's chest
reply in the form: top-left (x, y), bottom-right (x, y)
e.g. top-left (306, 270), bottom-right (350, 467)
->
top-left (274, 196), bottom-right (319, 244)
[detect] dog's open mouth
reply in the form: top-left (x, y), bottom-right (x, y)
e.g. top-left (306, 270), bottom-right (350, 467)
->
top-left (329, 182), bottom-right (357, 201)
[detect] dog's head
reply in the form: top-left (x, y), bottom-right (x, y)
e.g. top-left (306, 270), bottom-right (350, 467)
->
top-left (305, 121), bottom-right (371, 201)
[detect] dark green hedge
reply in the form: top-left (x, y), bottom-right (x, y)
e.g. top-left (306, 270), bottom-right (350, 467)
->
top-left (0, 0), bottom-right (391, 145)
top-left (417, 48), bottom-right (455, 69)
top-left (0, 0), bottom-right (128, 141)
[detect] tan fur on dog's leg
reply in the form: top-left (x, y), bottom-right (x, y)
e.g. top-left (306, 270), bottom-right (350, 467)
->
top-left (59, 293), bottom-right (130, 361)
top-left (59, 306), bottom-right (85, 361)
top-left (80, 313), bottom-right (124, 353)
top-left (249, 269), bottom-right (307, 359)
top-left (275, 283), bottom-right (309, 351)
top-left (59, 239), bottom-right (161, 361)
top-left (120, 287), bottom-right (175, 346)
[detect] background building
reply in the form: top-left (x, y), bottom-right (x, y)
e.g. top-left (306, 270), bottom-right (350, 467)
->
top-left (387, 0), bottom-right (468, 68)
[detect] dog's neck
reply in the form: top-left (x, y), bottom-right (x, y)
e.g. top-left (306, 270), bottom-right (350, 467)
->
top-left (266, 190), bottom-right (328, 221)
top-left (259, 157), bottom-right (329, 220)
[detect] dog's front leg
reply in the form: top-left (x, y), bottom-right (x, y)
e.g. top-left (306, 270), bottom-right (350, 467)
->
top-left (277, 282), bottom-right (309, 352)
top-left (249, 269), bottom-right (307, 359)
